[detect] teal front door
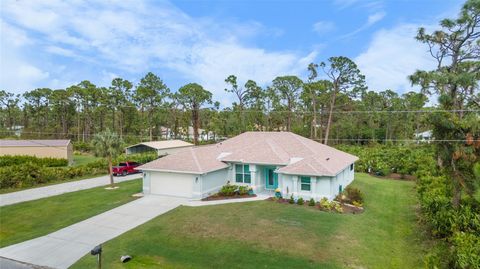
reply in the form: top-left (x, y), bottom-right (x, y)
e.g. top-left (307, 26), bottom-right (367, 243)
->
top-left (265, 167), bottom-right (278, 189)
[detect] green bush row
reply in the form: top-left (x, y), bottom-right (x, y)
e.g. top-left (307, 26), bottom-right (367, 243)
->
top-left (415, 160), bottom-right (480, 268)
top-left (0, 155), bottom-right (68, 167)
top-left (218, 184), bottom-right (250, 196)
top-left (0, 152), bottom-right (158, 190)
top-left (336, 144), bottom-right (436, 176)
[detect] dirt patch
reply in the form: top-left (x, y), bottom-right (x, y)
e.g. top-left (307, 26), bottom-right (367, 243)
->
top-left (372, 173), bottom-right (416, 181)
top-left (267, 197), bottom-right (364, 214)
top-left (201, 194), bottom-right (257, 201)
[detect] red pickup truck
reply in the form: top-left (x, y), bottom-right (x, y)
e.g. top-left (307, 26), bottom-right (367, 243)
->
top-left (112, 161), bottom-right (141, 176)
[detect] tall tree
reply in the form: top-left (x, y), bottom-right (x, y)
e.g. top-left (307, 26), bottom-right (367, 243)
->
top-left (177, 83), bottom-right (212, 145)
top-left (307, 63), bottom-right (319, 139)
top-left (91, 129), bottom-right (123, 187)
top-left (410, 0), bottom-right (480, 207)
top-left (320, 56), bottom-right (366, 145)
top-left (109, 78), bottom-right (133, 138)
top-left (0, 90), bottom-right (20, 132)
top-left (134, 72), bottom-right (169, 141)
top-left (271, 76), bottom-right (303, 131)
top-left (225, 75), bottom-right (252, 131)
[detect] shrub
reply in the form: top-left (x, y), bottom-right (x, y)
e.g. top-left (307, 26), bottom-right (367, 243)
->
top-left (238, 185), bottom-right (249, 195)
top-left (345, 186), bottom-right (364, 204)
top-left (289, 195), bottom-right (295, 204)
top-left (297, 197), bottom-right (304, 205)
top-left (333, 202), bottom-right (343, 213)
top-left (219, 184), bottom-right (237, 196)
top-left (451, 232), bottom-right (480, 269)
top-left (308, 198), bottom-right (316, 206)
top-left (319, 197), bottom-right (333, 210)
top-left (352, 201), bottom-right (363, 207)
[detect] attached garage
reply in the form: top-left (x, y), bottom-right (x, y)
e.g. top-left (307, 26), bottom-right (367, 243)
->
top-left (144, 171), bottom-right (197, 198)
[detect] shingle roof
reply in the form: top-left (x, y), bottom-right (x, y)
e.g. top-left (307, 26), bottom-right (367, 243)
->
top-left (138, 132), bottom-right (358, 176)
top-left (0, 139), bottom-right (71, 147)
top-left (126, 140), bottom-right (193, 150)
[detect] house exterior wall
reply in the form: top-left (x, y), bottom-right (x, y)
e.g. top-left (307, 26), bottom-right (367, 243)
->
top-left (279, 163), bottom-right (355, 201)
top-left (200, 168), bottom-right (229, 198)
top-left (0, 145), bottom-right (72, 164)
top-left (144, 162), bottom-right (355, 200)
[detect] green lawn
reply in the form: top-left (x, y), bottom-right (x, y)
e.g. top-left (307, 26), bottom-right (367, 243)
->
top-left (72, 173), bottom-right (428, 269)
top-left (0, 179), bottom-right (142, 248)
top-left (73, 153), bottom-right (102, 166)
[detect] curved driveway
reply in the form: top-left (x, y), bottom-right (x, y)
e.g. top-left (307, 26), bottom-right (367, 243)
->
top-left (0, 195), bottom-right (186, 269)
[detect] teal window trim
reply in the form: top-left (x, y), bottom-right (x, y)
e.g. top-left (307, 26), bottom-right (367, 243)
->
top-left (235, 164), bottom-right (251, 183)
top-left (300, 176), bottom-right (311, 191)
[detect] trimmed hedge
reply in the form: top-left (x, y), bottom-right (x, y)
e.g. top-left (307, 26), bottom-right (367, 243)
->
top-left (0, 155), bottom-right (68, 167)
top-left (0, 153), bottom-right (158, 190)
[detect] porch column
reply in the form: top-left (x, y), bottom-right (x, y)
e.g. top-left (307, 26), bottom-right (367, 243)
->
top-left (249, 164), bottom-right (257, 191)
top-left (311, 177), bottom-right (317, 200)
top-left (292, 175), bottom-right (298, 196)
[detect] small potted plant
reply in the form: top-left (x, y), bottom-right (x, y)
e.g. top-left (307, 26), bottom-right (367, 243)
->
top-left (248, 186), bottom-right (254, 196)
top-left (274, 188), bottom-right (282, 198)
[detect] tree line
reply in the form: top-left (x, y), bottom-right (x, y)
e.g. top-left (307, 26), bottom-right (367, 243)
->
top-left (0, 56), bottom-right (443, 146)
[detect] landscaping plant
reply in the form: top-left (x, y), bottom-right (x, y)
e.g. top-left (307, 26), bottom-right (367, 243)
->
top-left (289, 195), bottom-right (295, 204)
top-left (308, 198), bottom-right (316, 206)
top-left (297, 197), bottom-right (304, 205)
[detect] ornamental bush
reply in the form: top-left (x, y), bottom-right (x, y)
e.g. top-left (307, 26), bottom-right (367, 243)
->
top-left (297, 197), bottom-right (304, 205)
top-left (219, 184), bottom-right (237, 196)
top-left (308, 198), bottom-right (316, 206)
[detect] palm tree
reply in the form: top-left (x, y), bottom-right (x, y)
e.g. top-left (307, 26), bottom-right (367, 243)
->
top-left (91, 129), bottom-right (123, 187)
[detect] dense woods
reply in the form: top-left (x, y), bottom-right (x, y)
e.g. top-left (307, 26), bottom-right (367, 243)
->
top-left (0, 0), bottom-right (478, 268)
top-left (0, 70), bottom-right (451, 146)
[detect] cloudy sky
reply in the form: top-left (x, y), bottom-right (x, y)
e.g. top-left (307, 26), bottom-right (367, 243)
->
top-left (0, 0), bottom-right (461, 105)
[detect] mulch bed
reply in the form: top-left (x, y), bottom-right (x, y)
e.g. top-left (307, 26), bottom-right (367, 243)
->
top-left (202, 194), bottom-right (257, 201)
top-left (267, 197), bottom-right (364, 214)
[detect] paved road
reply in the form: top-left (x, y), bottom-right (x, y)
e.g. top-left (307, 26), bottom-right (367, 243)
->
top-left (0, 195), bottom-right (186, 269)
top-left (0, 174), bottom-right (141, 207)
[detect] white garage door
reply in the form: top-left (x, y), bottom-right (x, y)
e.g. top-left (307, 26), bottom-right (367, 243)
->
top-left (149, 172), bottom-right (194, 198)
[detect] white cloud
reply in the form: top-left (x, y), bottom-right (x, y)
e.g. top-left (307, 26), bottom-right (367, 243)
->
top-left (0, 20), bottom-right (49, 92)
top-left (355, 24), bottom-right (437, 93)
top-left (313, 21), bottom-right (335, 34)
top-left (341, 11), bottom-right (386, 38)
top-left (367, 11), bottom-right (386, 25)
top-left (0, 0), bottom-right (315, 103)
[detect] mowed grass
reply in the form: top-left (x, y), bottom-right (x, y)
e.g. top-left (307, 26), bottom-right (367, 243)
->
top-left (0, 179), bottom-right (142, 248)
top-left (73, 153), bottom-right (102, 166)
top-left (72, 173), bottom-right (428, 269)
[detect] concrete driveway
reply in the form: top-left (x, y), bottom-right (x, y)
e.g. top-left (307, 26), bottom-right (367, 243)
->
top-left (0, 174), bottom-right (140, 207)
top-left (0, 195), bottom-right (186, 269)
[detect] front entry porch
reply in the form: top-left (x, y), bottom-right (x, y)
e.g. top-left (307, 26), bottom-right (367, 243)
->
top-left (264, 166), bottom-right (278, 190)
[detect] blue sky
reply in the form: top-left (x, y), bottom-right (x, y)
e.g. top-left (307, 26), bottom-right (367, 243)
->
top-left (0, 0), bottom-right (461, 105)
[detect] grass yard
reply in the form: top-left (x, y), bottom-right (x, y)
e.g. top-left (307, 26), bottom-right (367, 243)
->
top-left (0, 179), bottom-right (142, 248)
top-left (73, 153), bottom-right (102, 166)
top-left (72, 173), bottom-right (429, 269)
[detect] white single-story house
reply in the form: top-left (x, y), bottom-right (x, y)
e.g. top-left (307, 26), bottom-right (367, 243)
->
top-left (414, 130), bottom-right (433, 143)
top-left (125, 140), bottom-right (193, 156)
top-left (138, 132), bottom-right (358, 200)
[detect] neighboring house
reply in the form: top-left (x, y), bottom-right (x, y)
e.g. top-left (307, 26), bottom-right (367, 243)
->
top-left (138, 132), bottom-right (358, 200)
top-left (414, 130), bottom-right (433, 143)
top-left (125, 140), bottom-right (193, 156)
top-left (0, 139), bottom-right (73, 164)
